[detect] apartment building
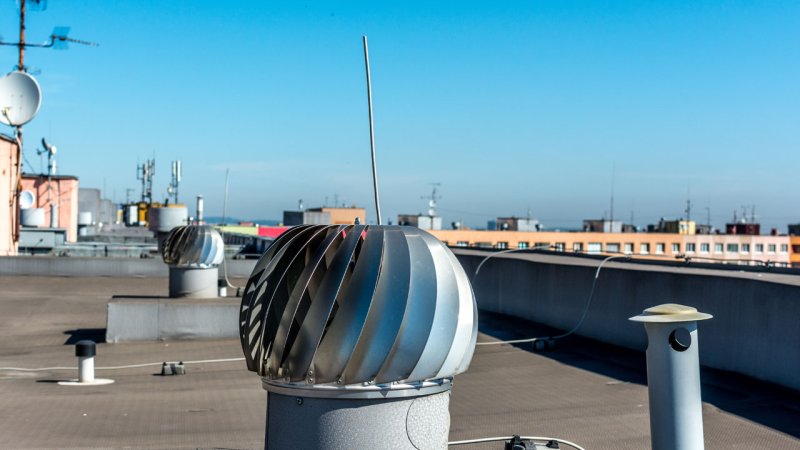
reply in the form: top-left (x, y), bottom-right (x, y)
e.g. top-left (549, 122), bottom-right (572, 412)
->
top-left (428, 229), bottom-right (791, 266)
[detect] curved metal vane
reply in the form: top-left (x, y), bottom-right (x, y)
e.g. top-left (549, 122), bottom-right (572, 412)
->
top-left (161, 225), bottom-right (224, 268)
top-left (239, 225), bottom-right (478, 388)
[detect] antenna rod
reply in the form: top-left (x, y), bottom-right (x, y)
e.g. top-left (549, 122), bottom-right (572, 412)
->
top-left (19, 0), bottom-right (26, 70)
top-left (363, 35), bottom-right (382, 225)
top-left (610, 163), bottom-right (615, 226)
top-left (13, 1), bottom-right (27, 246)
top-left (222, 168), bottom-right (230, 226)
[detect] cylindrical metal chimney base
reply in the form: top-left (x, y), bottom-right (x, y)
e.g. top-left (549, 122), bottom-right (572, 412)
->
top-left (266, 389), bottom-right (450, 449)
top-left (644, 321), bottom-right (703, 450)
top-left (168, 267), bottom-right (219, 298)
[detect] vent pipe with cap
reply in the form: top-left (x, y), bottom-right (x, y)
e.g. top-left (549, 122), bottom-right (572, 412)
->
top-left (50, 203), bottom-right (58, 228)
top-left (162, 225), bottom-right (224, 298)
top-left (630, 303), bottom-right (712, 450)
top-left (240, 224), bottom-right (478, 449)
top-left (57, 340), bottom-right (114, 386)
top-left (196, 195), bottom-right (204, 225)
top-left (148, 206), bottom-right (189, 252)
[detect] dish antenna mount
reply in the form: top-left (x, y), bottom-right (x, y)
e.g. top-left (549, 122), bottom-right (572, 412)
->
top-left (0, 71), bottom-right (41, 126)
top-left (421, 183), bottom-right (442, 217)
top-left (36, 137), bottom-right (56, 175)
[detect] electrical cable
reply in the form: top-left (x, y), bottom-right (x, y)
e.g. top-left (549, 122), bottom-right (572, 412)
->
top-left (472, 244), bottom-right (554, 279)
top-left (0, 357), bottom-right (245, 372)
top-left (214, 221), bottom-right (243, 291)
top-left (20, 149), bottom-right (35, 173)
top-left (216, 167), bottom-right (242, 291)
top-left (473, 251), bottom-right (630, 346)
top-left (219, 243), bottom-right (240, 290)
top-left (448, 435), bottom-right (586, 449)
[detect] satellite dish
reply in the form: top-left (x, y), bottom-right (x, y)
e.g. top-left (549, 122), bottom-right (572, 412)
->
top-left (19, 190), bottom-right (35, 210)
top-left (0, 71), bottom-right (42, 126)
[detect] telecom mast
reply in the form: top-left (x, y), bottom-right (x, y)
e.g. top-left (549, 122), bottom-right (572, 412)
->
top-left (137, 159), bottom-right (155, 204)
top-left (167, 160), bottom-right (181, 204)
top-left (421, 183), bottom-right (442, 217)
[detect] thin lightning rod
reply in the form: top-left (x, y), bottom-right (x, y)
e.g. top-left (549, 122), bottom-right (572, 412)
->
top-left (222, 169), bottom-right (230, 226)
top-left (363, 35), bottom-right (382, 225)
top-left (610, 163), bottom-right (615, 224)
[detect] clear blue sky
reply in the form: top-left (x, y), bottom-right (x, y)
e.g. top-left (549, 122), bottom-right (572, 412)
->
top-left (1, 1), bottom-right (798, 230)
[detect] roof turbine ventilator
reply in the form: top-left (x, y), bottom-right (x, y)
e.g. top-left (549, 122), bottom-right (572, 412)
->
top-left (162, 225), bottom-right (224, 268)
top-left (239, 224), bottom-right (478, 449)
top-left (162, 225), bottom-right (224, 298)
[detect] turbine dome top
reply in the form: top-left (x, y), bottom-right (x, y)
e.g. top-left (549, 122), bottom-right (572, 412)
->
top-left (161, 225), bottom-right (224, 268)
top-left (239, 225), bottom-right (478, 389)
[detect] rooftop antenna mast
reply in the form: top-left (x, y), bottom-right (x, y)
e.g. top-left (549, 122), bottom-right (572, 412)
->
top-left (740, 205), bottom-right (750, 223)
top-left (36, 137), bottom-right (56, 175)
top-left (136, 159), bottom-right (155, 203)
top-left (685, 184), bottom-right (692, 221)
top-left (362, 35), bottom-right (382, 225)
top-left (0, 1), bottom-right (99, 72)
top-left (609, 163), bottom-right (616, 224)
top-left (35, 137), bottom-right (57, 226)
top-left (421, 183), bottom-right (442, 217)
top-left (0, 0), bottom-right (99, 168)
top-left (167, 160), bottom-right (181, 204)
top-left (222, 168), bottom-right (230, 226)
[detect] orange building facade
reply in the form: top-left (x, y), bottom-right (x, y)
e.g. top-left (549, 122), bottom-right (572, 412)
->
top-left (0, 135), bottom-right (20, 255)
top-left (20, 174), bottom-right (80, 242)
top-left (319, 207), bottom-right (366, 225)
top-left (790, 236), bottom-right (800, 268)
top-left (429, 229), bottom-right (792, 266)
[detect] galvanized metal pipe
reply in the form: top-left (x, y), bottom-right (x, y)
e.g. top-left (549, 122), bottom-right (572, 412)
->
top-left (362, 35), bottom-right (382, 225)
top-left (631, 304), bottom-right (712, 450)
top-left (196, 195), bottom-right (204, 224)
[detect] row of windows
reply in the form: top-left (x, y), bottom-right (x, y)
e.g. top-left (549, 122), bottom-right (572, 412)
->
top-left (687, 243), bottom-right (788, 254)
top-left (451, 240), bottom-right (789, 254)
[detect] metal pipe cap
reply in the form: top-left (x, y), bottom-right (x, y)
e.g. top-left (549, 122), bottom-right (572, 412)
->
top-left (239, 225), bottom-right (478, 388)
top-left (161, 225), bottom-right (224, 268)
top-left (629, 303), bottom-right (713, 323)
top-left (75, 340), bottom-right (96, 357)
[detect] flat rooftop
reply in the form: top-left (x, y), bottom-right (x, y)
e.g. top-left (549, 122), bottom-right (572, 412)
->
top-left (0, 275), bottom-right (797, 449)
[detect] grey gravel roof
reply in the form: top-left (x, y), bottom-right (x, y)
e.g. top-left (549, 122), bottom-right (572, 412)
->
top-left (0, 275), bottom-right (796, 449)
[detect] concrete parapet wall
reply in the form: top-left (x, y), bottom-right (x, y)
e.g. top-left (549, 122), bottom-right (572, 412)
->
top-left (107, 296), bottom-right (240, 343)
top-left (455, 250), bottom-right (800, 391)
